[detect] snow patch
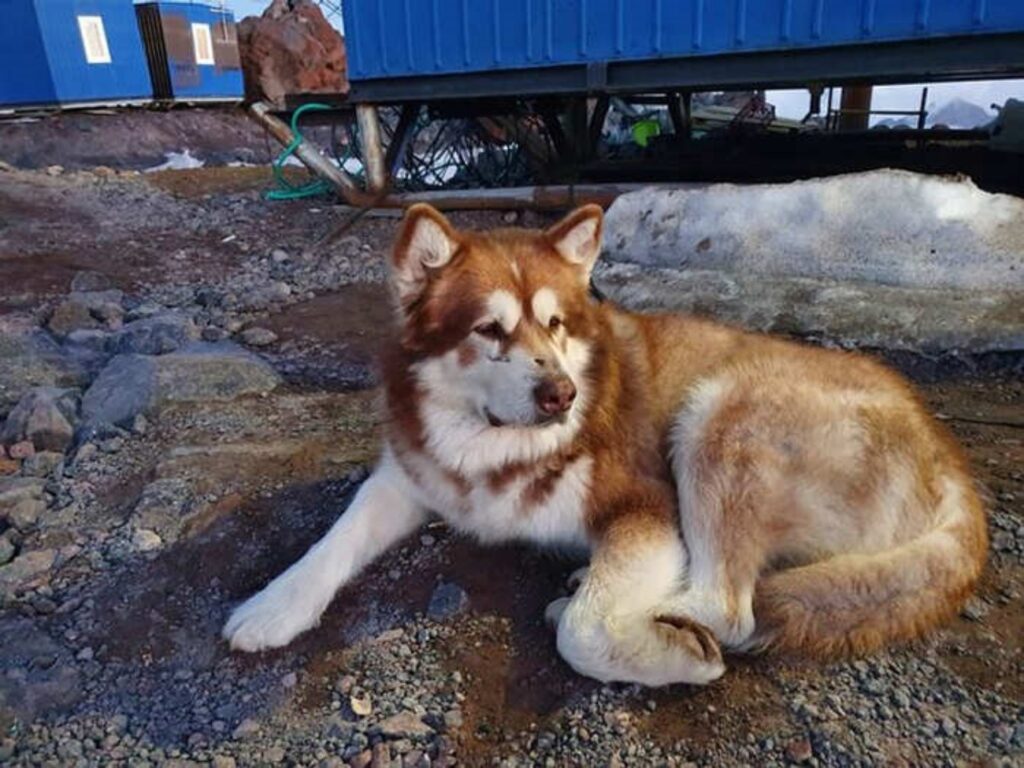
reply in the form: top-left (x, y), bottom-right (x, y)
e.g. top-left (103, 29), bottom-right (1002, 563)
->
top-left (603, 170), bottom-right (1024, 291)
top-left (144, 149), bottom-right (205, 173)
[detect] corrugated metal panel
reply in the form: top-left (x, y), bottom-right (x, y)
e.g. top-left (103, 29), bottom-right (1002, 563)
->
top-left (0, 0), bottom-right (151, 108)
top-left (135, 2), bottom-right (243, 100)
top-left (343, 0), bottom-right (1024, 81)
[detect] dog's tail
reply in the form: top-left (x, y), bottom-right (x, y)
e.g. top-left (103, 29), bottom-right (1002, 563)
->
top-left (750, 473), bottom-right (987, 657)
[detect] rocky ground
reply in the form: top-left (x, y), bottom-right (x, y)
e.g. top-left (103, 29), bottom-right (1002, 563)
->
top-left (0, 163), bottom-right (1021, 767)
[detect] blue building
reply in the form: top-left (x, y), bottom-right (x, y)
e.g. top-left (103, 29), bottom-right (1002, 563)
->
top-left (135, 2), bottom-right (243, 101)
top-left (0, 0), bottom-right (152, 109)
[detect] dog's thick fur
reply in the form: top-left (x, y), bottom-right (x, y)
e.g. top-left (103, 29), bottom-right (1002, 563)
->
top-left (223, 204), bottom-right (988, 686)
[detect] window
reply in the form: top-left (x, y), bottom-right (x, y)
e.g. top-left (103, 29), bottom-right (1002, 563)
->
top-left (192, 23), bottom-right (215, 66)
top-left (78, 16), bottom-right (111, 64)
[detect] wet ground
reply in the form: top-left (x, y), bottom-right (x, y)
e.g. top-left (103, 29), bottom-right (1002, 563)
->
top-left (0, 165), bottom-right (1021, 767)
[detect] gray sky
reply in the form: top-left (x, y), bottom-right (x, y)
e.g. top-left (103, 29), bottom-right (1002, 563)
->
top-left (220, 1), bottom-right (1022, 119)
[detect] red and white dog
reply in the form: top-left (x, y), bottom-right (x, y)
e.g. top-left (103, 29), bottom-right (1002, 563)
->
top-left (224, 204), bottom-right (987, 686)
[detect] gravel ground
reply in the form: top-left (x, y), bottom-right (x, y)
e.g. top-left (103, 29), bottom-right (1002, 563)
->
top-left (0, 165), bottom-right (1021, 767)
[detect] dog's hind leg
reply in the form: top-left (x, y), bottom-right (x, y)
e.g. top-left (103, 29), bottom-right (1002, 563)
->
top-left (549, 515), bottom-right (725, 686)
top-left (223, 450), bottom-right (426, 652)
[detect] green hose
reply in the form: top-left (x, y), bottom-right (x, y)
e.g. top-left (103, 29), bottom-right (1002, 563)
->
top-left (266, 102), bottom-right (352, 201)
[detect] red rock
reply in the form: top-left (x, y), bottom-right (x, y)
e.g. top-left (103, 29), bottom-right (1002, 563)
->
top-left (237, 0), bottom-right (348, 107)
top-left (785, 737), bottom-right (813, 763)
top-left (0, 458), bottom-right (18, 476)
top-left (8, 441), bottom-right (35, 459)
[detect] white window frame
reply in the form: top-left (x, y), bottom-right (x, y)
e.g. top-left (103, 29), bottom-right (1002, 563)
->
top-left (191, 22), bottom-right (215, 66)
top-left (77, 16), bottom-right (112, 65)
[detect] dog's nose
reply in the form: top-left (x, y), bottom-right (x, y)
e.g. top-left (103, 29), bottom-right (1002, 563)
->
top-left (534, 376), bottom-right (577, 415)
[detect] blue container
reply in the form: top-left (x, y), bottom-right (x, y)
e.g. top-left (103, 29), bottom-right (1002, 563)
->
top-left (341, 0), bottom-right (1024, 99)
top-left (135, 1), bottom-right (243, 101)
top-left (0, 0), bottom-right (152, 108)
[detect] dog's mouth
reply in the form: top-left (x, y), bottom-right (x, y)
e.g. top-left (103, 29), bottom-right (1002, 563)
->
top-left (483, 408), bottom-right (568, 429)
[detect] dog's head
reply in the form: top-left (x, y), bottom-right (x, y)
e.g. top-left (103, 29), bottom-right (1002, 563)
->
top-left (389, 203), bottom-right (603, 430)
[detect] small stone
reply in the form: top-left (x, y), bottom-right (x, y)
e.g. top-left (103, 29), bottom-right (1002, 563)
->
top-left (240, 327), bottom-right (278, 347)
top-left (443, 708), bottom-right (463, 730)
top-left (281, 671), bottom-right (298, 688)
top-left (350, 692), bottom-right (373, 717)
top-left (427, 582), bottom-right (470, 619)
top-left (265, 745), bottom-right (286, 763)
top-left (132, 414), bottom-right (149, 435)
top-left (0, 457), bottom-right (18, 476)
top-left (76, 646), bottom-right (94, 661)
top-left (212, 756), bottom-right (237, 768)
top-left (271, 249), bottom-right (290, 263)
top-left (785, 737), bottom-right (813, 763)
top-left (0, 534), bottom-right (15, 565)
top-left (335, 674), bottom-right (356, 694)
top-left (232, 718), bottom-right (260, 739)
top-left (0, 548), bottom-right (57, 595)
top-left (131, 528), bottom-right (162, 552)
top-left (348, 749), bottom-right (373, 768)
top-left (8, 441), bottom-right (35, 459)
top-left (420, 534), bottom-right (436, 546)
top-left (46, 165), bottom-right (64, 176)
top-left (376, 711), bottom-right (435, 739)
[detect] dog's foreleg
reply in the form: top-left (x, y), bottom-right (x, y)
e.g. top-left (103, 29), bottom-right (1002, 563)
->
top-left (550, 515), bottom-right (726, 686)
top-left (223, 452), bottom-right (425, 652)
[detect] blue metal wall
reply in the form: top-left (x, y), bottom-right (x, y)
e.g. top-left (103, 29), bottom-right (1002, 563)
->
top-left (138, 2), bottom-right (243, 100)
top-left (0, 0), bottom-right (151, 107)
top-left (343, 0), bottom-right (1024, 82)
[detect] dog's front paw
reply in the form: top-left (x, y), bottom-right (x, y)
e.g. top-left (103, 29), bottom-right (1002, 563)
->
top-left (544, 597), bottom-right (572, 629)
top-left (223, 581), bottom-right (321, 653)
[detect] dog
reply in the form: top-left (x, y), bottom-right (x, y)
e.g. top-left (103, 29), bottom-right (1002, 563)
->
top-left (223, 203), bottom-right (987, 686)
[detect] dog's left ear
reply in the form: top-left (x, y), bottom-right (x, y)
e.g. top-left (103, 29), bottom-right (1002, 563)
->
top-left (545, 204), bottom-right (603, 281)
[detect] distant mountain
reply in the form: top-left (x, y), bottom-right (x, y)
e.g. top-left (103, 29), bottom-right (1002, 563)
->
top-left (926, 98), bottom-right (993, 129)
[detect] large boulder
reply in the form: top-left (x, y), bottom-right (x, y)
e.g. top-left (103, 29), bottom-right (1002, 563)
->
top-left (81, 342), bottom-right (281, 427)
top-left (238, 0), bottom-right (348, 107)
top-left (0, 387), bottom-right (79, 452)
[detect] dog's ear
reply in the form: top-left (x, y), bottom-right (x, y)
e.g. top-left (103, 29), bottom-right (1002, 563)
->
top-left (545, 204), bottom-right (603, 280)
top-left (391, 204), bottom-right (460, 304)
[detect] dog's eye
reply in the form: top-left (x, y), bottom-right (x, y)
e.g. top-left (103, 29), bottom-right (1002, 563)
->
top-left (548, 316), bottom-right (563, 331)
top-left (474, 321), bottom-right (506, 340)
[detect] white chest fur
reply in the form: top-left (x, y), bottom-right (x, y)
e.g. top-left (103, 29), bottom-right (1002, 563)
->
top-left (395, 445), bottom-right (593, 550)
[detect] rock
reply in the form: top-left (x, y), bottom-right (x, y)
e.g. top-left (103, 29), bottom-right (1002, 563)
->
top-left (7, 497), bottom-right (45, 531)
top-left (0, 548), bottom-right (56, 596)
top-left (785, 737), bottom-right (813, 763)
top-left (212, 756), bottom-right (237, 768)
top-left (0, 534), bottom-right (15, 565)
top-left (0, 331), bottom-right (89, 413)
top-left (271, 248), bottom-right (290, 263)
top-left (350, 692), bottom-right (373, 717)
top-left (348, 750), bottom-right (373, 768)
top-left (7, 441), bottom-right (34, 459)
top-left (0, 477), bottom-right (46, 516)
top-left (1, 387), bottom-right (78, 452)
top-left (237, 0), bottom-right (348, 107)
top-left (20, 450), bottom-right (63, 477)
top-left (376, 711), bottom-right (435, 740)
top-left (45, 165), bottom-right (64, 176)
top-left (63, 329), bottom-right (112, 354)
top-left (427, 582), bottom-right (470, 620)
top-left (48, 299), bottom-right (99, 337)
top-left (113, 313), bottom-right (200, 355)
top-left (0, 619), bottom-right (82, 720)
top-left (131, 528), bottom-right (162, 552)
top-left (281, 671), bottom-right (298, 688)
top-left (130, 479), bottom-right (194, 543)
top-left (240, 327), bottom-right (278, 347)
top-left (70, 271), bottom-right (113, 293)
top-left (232, 718), bottom-right (260, 739)
top-left (81, 342), bottom-right (281, 427)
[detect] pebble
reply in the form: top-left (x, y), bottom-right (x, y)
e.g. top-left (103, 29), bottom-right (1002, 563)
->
top-left (240, 327), bottom-right (279, 347)
top-left (350, 692), bottom-right (373, 717)
top-left (131, 528), bottom-right (163, 552)
top-left (232, 718), bottom-right (260, 740)
top-left (8, 440), bottom-right (35, 459)
top-left (785, 737), bottom-right (813, 763)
